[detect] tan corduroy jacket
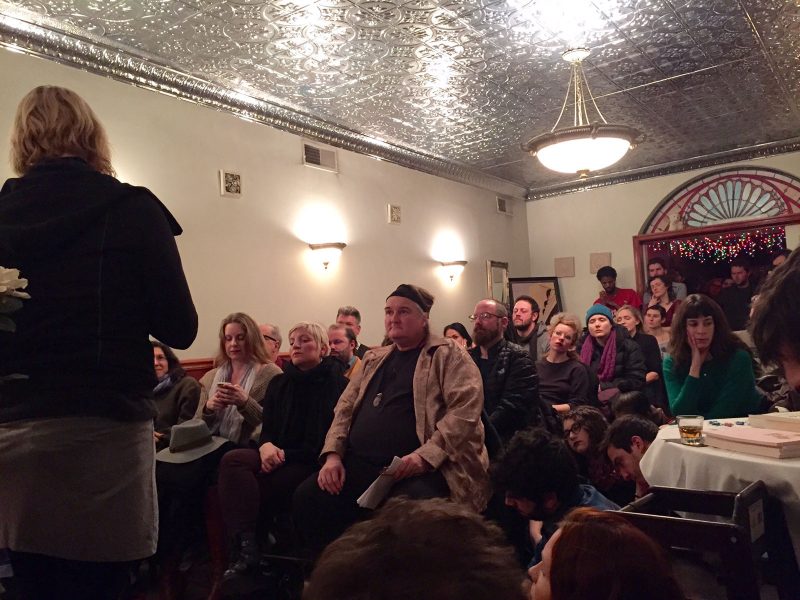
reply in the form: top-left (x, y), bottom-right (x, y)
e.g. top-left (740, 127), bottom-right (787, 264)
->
top-left (320, 335), bottom-right (490, 512)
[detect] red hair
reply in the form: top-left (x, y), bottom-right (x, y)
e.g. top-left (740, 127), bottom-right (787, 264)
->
top-left (550, 508), bottom-right (685, 600)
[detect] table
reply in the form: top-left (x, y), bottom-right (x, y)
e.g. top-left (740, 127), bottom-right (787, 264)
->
top-left (640, 418), bottom-right (800, 568)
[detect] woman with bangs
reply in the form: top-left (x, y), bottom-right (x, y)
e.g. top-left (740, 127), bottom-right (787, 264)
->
top-left (664, 294), bottom-right (760, 419)
top-left (216, 321), bottom-right (349, 586)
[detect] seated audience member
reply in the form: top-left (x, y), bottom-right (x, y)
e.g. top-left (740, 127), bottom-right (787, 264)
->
top-left (562, 407), bottom-right (634, 507)
top-left (717, 258), bottom-right (756, 331)
top-left (217, 322), bottom-right (348, 583)
top-left (155, 313), bottom-right (282, 576)
top-left (493, 428), bottom-right (618, 566)
top-left (536, 313), bottom-right (590, 414)
top-left (603, 415), bottom-right (659, 499)
top-left (443, 321), bottom-right (472, 348)
top-left (593, 266), bottom-right (642, 314)
top-left (510, 295), bottom-right (549, 361)
top-left (664, 294), bottom-right (760, 419)
top-left (643, 304), bottom-right (671, 356)
top-left (578, 305), bottom-right (646, 416)
top-left (336, 305), bottom-right (370, 358)
top-left (751, 248), bottom-right (800, 400)
top-left (528, 507), bottom-right (685, 600)
top-left (304, 498), bottom-right (527, 600)
top-left (152, 340), bottom-right (201, 451)
top-left (612, 390), bottom-right (669, 426)
top-left (646, 275), bottom-right (682, 327)
top-left (615, 305), bottom-right (668, 412)
top-left (259, 323), bottom-right (285, 369)
top-left (643, 258), bottom-right (688, 303)
top-left (293, 285), bottom-right (489, 557)
top-left (469, 299), bottom-right (547, 442)
top-left (327, 323), bottom-right (362, 379)
top-left (195, 313), bottom-right (282, 442)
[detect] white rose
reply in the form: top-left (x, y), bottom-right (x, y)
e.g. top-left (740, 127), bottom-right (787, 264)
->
top-left (0, 267), bottom-right (30, 299)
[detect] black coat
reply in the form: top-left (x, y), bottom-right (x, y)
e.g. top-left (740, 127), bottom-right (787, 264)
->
top-left (631, 330), bottom-right (668, 409)
top-left (578, 325), bottom-right (646, 393)
top-left (469, 338), bottom-right (550, 441)
top-left (259, 357), bottom-right (349, 465)
top-left (0, 158), bottom-right (197, 424)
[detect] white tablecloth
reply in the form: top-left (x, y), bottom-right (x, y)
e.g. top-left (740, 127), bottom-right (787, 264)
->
top-left (640, 418), bottom-right (800, 567)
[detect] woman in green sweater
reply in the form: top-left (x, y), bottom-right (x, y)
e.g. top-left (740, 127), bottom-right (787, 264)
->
top-left (664, 294), bottom-right (760, 419)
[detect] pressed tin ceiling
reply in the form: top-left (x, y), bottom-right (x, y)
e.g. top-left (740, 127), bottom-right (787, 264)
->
top-left (1, 1), bottom-right (800, 199)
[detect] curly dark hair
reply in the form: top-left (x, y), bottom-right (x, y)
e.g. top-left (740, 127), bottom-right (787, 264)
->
top-left (596, 266), bottom-right (617, 281)
top-left (304, 498), bottom-right (527, 600)
top-left (562, 406), bottom-right (608, 450)
top-left (492, 427), bottom-right (578, 505)
top-left (751, 248), bottom-right (800, 369)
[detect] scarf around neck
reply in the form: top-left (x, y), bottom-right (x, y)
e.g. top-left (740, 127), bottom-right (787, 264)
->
top-left (210, 361), bottom-right (258, 443)
top-left (580, 328), bottom-right (617, 382)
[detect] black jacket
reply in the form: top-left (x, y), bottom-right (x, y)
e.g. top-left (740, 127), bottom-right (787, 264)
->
top-left (0, 158), bottom-right (197, 423)
top-left (577, 325), bottom-right (646, 393)
top-left (631, 330), bottom-right (667, 409)
top-left (469, 338), bottom-right (548, 441)
top-left (259, 357), bottom-right (349, 465)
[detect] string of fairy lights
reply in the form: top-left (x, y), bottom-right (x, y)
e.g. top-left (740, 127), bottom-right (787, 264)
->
top-left (647, 226), bottom-right (786, 263)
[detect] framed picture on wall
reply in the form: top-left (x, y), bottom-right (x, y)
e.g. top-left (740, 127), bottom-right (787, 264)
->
top-left (509, 277), bottom-right (563, 326)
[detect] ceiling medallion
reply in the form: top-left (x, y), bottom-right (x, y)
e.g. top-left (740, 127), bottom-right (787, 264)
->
top-left (524, 48), bottom-right (641, 178)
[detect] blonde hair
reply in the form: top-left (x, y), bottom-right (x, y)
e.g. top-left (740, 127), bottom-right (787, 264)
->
top-left (10, 86), bottom-right (114, 176)
top-left (215, 312), bottom-right (269, 366)
top-left (546, 312), bottom-right (582, 358)
top-left (289, 322), bottom-right (330, 356)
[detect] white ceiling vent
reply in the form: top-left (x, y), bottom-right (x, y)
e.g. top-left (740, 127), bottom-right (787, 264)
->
top-left (303, 142), bottom-right (338, 172)
top-left (496, 196), bottom-right (513, 216)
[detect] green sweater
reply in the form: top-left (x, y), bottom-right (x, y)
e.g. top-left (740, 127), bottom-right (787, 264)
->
top-left (663, 349), bottom-right (760, 419)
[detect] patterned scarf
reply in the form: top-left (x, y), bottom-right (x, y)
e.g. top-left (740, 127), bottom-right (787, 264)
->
top-left (580, 328), bottom-right (617, 382)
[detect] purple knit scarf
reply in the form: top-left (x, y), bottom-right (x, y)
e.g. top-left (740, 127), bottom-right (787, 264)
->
top-left (580, 328), bottom-right (617, 382)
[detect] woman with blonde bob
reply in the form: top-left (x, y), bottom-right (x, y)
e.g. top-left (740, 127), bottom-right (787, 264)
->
top-left (0, 86), bottom-right (197, 597)
top-left (217, 321), bottom-right (348, 585)
top-left (536, 313), bottom-right (591, 413)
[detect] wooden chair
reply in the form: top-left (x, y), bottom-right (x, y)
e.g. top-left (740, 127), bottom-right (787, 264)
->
top-left (616, 481), bottom-right (768, 600)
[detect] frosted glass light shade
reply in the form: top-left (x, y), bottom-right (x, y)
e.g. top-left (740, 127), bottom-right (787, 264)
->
top-left (525, 123), bottom-right (639, 177)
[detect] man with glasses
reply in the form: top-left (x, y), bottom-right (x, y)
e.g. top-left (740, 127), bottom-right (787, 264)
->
top-left (259, 323), bottom-right (285, 369)
top-left (468, 299), bottom-right (547, 444)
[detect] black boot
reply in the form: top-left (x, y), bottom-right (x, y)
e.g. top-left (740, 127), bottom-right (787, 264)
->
top-left (223, 532), bottom-right (259, 580)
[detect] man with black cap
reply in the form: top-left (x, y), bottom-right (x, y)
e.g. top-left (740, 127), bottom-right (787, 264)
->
top-left (293, 284), bottom-right (489, 557)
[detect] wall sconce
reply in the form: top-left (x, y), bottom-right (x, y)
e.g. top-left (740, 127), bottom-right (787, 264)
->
top-left (309, 242), bottom-right (346, 270)
top-left (440, 260), bottom-right (467, 283)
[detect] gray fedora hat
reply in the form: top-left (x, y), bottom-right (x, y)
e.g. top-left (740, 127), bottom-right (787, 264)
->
top-left (155, 418), bottom-right (228, 464)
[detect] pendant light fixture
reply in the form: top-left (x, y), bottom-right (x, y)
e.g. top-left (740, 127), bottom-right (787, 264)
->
top-left (524, 48), bottom-right (641, 178)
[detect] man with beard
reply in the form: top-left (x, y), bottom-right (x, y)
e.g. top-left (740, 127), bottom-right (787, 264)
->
top-left (327, 324), bottom-right (362, 380)
top-left (468, 299), bottom-right (545, 444)
top-left (510, 295), bottom-right (549, 361)
top-left (492, 428), bottom-right (618, 566)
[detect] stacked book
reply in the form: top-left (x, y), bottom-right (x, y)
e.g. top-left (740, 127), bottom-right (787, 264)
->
top-left (705, 414), bottom-right (800, 459)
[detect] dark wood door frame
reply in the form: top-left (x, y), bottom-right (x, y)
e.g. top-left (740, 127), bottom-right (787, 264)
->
top-left (632, 213), bottom-right (800, 294)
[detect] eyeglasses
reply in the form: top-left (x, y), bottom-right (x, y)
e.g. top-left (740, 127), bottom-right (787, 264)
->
top-left (563, 422), bottom-right (583, 437)
top-left (469, 312), bottom-right (502, 322)
top-left (262, 335), bottom-right (278, 343)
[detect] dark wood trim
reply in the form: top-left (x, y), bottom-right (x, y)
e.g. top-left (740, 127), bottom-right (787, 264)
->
top-left (632, 213), bottom-right (800, 293)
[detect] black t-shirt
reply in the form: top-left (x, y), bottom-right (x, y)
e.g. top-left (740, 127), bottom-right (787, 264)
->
top-left (536, 358), bottom-right (590, 408)
top-left (347, 347), bottom-right (422, 466)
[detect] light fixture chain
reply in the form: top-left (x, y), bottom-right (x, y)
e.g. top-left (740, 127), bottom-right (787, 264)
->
top-left (551, 61), bottom-right (574, 133)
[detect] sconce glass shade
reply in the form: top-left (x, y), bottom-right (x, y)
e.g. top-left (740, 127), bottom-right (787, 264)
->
top-left (440, 260), bottom-right (467, 282)
top-left (309, 242), bottom-right (346, 270)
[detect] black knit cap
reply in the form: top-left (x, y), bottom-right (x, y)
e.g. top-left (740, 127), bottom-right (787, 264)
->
top-left (387, 284), bottom-right (435, 314)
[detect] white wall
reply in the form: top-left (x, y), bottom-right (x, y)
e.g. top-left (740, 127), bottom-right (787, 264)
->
top-left (0, 49), bottom-right (531, 357)
top-left (526, 151), bottom-right (800, 318)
